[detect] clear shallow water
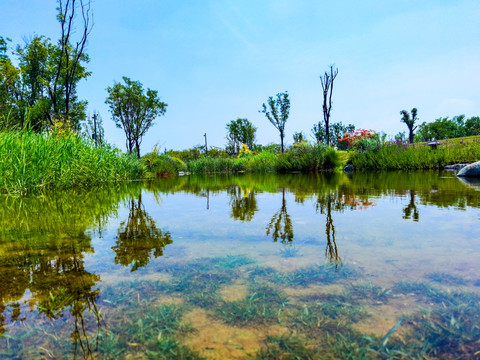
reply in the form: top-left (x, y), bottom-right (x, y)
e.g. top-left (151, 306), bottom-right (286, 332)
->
top-left (0, 172), bottom-right (479, 359)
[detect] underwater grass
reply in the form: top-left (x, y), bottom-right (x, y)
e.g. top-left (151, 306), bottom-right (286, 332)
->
top-left (346, 281), bottom-right (392, 303)
top-left (426, 272), bottom-right (467, 286)
top-left (247, 263), bottom-right (357, 288)
top-left (0, 130), bottom-right (143, 195)
top-left (4, 252), bottom-right (480, 359)
top-left (252, 334), bottom-right (317, 360)
top-left (216, 282), bottom-right (289, 326)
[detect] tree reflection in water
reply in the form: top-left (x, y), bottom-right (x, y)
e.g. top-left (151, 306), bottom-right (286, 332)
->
top-left (0, 233), bottom-right (102, 358)
top-left (113, 192), bottom-right (173, 272)
top-left (0, 186), bottom-right (134, 358)
top-left (316, 193), bottom-right (344, 266)
top-left (266, 188), bottom-right (294, 243)
top-left (403, 190), bottom-right (419, 221)
top-left (229, 186), bottom-right (258, 222)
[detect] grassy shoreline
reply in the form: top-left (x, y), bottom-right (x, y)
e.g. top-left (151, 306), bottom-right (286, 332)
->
top-left (349, 136), bottom-right (480, 170)
top-left (2, 131), bottom-right (478, 195)
top-left (0, 131), bottom-right (144, 195)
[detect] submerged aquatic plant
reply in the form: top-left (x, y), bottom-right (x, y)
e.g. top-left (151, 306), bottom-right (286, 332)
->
top-left (253, 334), bottom-right (317, 360)
top-left (279, 245), bottom-right (300, 258)
top-left (346, 281), bottom-right (392, 303)
top-left (426, 272), bottom-right (467, 286)
top-left (216, 283), bottom-right (289, 325)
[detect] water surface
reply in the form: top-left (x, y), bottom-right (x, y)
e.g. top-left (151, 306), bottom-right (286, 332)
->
top-left (0, 172), bottom-right (479, 359)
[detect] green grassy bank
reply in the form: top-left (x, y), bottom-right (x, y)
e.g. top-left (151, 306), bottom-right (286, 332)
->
top-left (349, 136), bottom-right (480, 170)
top-left (0, 131), bottom-right (144, 195)
top-left (143, 143), bottom-right (341, 176)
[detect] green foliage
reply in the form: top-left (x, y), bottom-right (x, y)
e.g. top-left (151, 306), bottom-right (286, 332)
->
top-left (292, 131), bottom-right (306, 143)
top-left (9, 35), bottom-right (89, 131)
top-left (0, 130), bottom-right (143, 195)
top-left (312, 121), bottom-right (355, 149)
top-left (226, 118), bottom-right (257, 153)
top-left (142, 149), bottom-right (187, 178)
top-left (260, 92), bottom-right (290, 154)
top-left (187, 157), bottom-right (236, 174)
top-left (276, 143), bottom-right (340, 172)
top-left (416, 115), bottom-right (480, 141)
top-left (105, 77), bottom-right (167, 158)
top-left (400, 108), bottom-right (419, 143)
top-left (352, 136), bottom-right (380, 152)
top-left (350, 136), bottom-right (480, 170)
top-left (167, 146), bottom-right (230, 162)
top-left (82, 112), bottom-right (105, 146)
top-left (252, 143), bottom-right (282, 154)
top-left (185, 144), bottom-right (341, 174)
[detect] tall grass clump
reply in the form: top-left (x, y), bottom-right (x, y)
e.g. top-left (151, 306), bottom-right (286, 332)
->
top-left (187, 157), bottom-right (236, 173)
top-left (350, 137), bottom-right (480, 170)
top-left (0, 131), bottom-right (144, 195)
top-left (241, 151), bottom-right (277, 172)
top-left (276, 143), bottom-right (340, 172)
top-left (186, 144), bottom-right (341, 174)
top-left (142, 152), bottom-right (187, 177)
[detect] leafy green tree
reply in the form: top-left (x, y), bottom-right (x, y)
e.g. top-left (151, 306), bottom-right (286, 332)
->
top-left (260, 92), bottom-right (290, 154)
top-left (226, 118), bottom-right (257, 153)
top-left (106, 77), bottom-right (167, 158)
top-left (400, 108), bottom-right (418, 144)
top-left (0, 36), bottom-right (23, 129)
top-left (312, 120), bottom-right (354, 149)
top-left (465, 116), bottom-right (480, 136)
top-left (293, 131), bottom-right (306, 143)
top-left (0, 34), bottom-right (89, 131)
top-left (82, 112), bottom-right (104, 146)
top-left (415, 115), bottom-right (471, 141)
top-left (0, 1), bottom-right (92, 131)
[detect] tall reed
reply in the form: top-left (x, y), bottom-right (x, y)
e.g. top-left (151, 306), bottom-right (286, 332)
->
top-left (186, 144), bottom-right (340, 174)
top-left (0, 131), bottom-right (144, 195)
top-left (350, 137), bottom-right (480, 170)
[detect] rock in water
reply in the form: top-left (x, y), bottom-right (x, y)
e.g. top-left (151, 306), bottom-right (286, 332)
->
top-left (457, 161), bottom-right (480, 177)
top-left (343, 165), bottom-right (353, 173)
top-left (444, 164), bottom-right (467, 171)
top-left (457, 177), bottom-right (480, 191)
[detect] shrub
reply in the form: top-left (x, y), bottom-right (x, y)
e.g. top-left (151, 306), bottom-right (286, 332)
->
top-left (142, 152), bottom-right (187, 177)
top-left (338, 129), bottom-right (376, 150)
top-left (276, 143), bottom-right (339, 172)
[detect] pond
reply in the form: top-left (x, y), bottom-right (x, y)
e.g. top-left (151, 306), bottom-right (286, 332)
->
top-left (0, 171), bottom-right (479, 359)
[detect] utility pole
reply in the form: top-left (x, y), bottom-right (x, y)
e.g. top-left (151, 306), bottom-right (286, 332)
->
top-left (204, 133), bottom-right (208, 156)
top-left (92, 113), bottom-right (98, 146)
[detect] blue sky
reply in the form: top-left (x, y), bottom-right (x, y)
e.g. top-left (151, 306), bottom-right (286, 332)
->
top-left (1, 0), bottom-right (480, 153)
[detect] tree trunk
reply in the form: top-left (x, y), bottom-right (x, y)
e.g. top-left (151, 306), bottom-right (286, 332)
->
top-left (326, 120), bottom-right (330, 146)
top-left (280, 131), bottom-right (284, 154)
top-left (135, 139), bottom-right (141, 159)
top-left (409, 129), bottom-right (414, 144)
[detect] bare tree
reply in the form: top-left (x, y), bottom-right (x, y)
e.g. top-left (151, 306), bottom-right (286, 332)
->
top-left (320, 65), bottom-right (338, 146)
top-left (47, 0), bottom-right (93, 123)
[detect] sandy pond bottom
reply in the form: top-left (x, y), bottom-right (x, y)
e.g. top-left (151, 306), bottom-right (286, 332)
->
top-left (0, 172), bottom-right (479, 359)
